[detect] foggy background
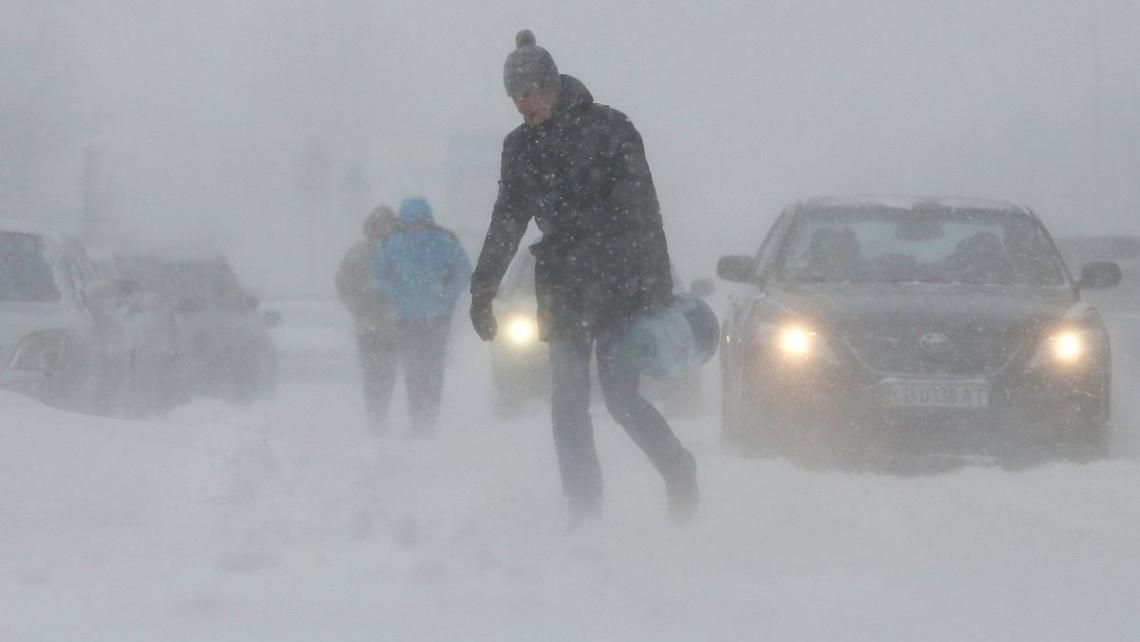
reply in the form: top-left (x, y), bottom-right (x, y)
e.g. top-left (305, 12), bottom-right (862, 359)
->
top-left (4, 0), bottom-right (1139, 295)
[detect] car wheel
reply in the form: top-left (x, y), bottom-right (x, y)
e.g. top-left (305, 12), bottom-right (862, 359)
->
top-left (724, 385), bottom-right (787, 458)
top-left (720, 366), bottom-right (759, 454)
top-left (1043, 370), bottom-right (1111, 463)
top-left (1076, 420), bottom-right (1111, 462)
top-left (1068, 378), bottom-right (1112, 462)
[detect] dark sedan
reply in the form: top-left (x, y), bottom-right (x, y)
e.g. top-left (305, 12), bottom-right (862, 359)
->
top-left (717, 196), bottom-right (1121, 464)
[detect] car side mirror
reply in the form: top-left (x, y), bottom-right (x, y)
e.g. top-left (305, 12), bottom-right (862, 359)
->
top-left (689, 278), bottom-right (716, 298)
top-left (1077, 262), bottom-right (1122, 289)
top-left (716, 255), bottom-right (756, 283)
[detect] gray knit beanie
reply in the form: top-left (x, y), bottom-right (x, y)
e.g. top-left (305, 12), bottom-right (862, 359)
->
top-left (503, 30), bottom-right (560, 97)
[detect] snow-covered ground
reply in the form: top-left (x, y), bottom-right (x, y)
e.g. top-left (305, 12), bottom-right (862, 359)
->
top-left (4, 300), bottom-right (1140, 641)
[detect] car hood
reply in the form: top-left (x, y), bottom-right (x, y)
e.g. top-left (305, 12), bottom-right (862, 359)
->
top-left (769, 282), bottom-right (1079, 335)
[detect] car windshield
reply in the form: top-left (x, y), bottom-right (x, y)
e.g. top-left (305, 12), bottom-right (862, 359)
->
top-left (0, 232), bottom-right (61, 302)
top-left (777, 207), bottom-right (1068, 287)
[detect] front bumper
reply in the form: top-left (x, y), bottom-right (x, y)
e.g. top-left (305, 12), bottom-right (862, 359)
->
top-left (746, 357), bottom-right (1106, 455)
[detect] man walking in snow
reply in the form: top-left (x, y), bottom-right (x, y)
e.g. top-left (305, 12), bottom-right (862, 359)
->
top-left (373, 196), bottom-right (472, 437)
top-left (469, 31), bottom-right (698, 527)
top-left (337, 205), bottom-right (400, 435)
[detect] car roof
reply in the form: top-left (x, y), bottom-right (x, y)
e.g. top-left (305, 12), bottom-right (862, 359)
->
top-left (799, 195), bottom-right (1033, 216)
top-left (0, 217), bottom-right (61, 238)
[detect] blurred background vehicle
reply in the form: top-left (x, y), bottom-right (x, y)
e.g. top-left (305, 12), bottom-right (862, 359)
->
top-left (111, 254), bottom-right (280, 405)
top-left (0, 219), bottom-right (132, 414)
top-left (717, 196), bottom-right (1120, 466)
top-left (264, 297), bottom-right (357, 383)
top-left (490, 249), bottom-right (715, 418)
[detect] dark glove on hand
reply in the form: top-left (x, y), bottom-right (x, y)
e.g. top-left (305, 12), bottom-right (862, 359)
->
top-left (470, 295), bottom-right (497, 341)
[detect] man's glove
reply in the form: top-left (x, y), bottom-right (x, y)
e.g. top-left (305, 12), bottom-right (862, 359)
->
top-left (470, 294), bottom-right (497, 341)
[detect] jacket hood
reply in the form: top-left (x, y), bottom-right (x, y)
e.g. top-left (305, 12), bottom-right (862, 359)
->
top-left (555, 75), bottom-right (593, 113)
top-left (398, 197), bottom-right (434, 224)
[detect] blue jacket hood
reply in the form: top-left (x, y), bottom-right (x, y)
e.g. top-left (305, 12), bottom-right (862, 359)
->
top-left (399, 197), bottom-right (434, 224)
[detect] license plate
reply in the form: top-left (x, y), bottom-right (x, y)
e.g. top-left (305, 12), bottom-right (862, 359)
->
top-left (880, 379), bottom-right (989, 408)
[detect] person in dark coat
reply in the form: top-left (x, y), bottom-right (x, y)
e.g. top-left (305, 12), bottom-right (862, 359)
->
top-left (373, 196), bottom-right (472, 437)
top-left (469, 30), bottom-right (698, 526)
top-left (337, 205), bottom-right (399, 434)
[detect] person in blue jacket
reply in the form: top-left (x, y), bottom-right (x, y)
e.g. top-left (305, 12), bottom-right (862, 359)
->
top-left (372, 196), bottom-right (472, 436)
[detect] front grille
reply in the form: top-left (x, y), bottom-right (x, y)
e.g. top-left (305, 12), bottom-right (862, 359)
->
top-left (844, 328), bottom-right (1025, 376)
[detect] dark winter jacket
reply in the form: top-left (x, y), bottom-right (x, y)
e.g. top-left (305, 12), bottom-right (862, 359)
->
top-left (337, 238), bottom-right (397, 338)
top-left (470, 75), bottom-right (673, 340)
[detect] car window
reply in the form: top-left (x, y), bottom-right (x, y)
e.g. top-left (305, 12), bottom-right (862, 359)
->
top-left (0, 232), bottom-right (61, 302)
top-left (59, 239), bottom-right (99, 303)
top-left (753, 211), bottom-right (792, 278)
top-left (777, 208), bottom-right (1068, 287)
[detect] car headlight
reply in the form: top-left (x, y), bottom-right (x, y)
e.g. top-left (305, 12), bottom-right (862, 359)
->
top-left (777, 325), bottom-right (816, 358)
top-left (760, 322), bottom-right (839, 364)
top-left (504, 315), bottom-right (538, 346)
top-left (9, 330), bottom-right (68, 372)
top-left (1028, 327), bottom-right (1096, 369)
top-left (1049, 330), bottom-right (1084, 363)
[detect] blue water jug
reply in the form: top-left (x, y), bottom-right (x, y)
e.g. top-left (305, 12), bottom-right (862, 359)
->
top-left (623, 294), bottom-right (719, 379)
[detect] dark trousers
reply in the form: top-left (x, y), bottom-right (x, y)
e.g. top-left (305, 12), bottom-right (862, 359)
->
top-left (355, 315), bottom-right (451, 435)
top-left (398, 315), bottom-right (451, 434)
top-left (549, 330), bottom-right (691, 508)
top-left (356, 330), bottom-right (397, 433)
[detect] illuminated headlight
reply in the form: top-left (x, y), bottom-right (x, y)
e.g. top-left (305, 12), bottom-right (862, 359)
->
top-left (1050, 330), bottom-right (1084, 364)
top-left (777, 326), bottom-right (816, 358)
top-left (9, 331), bottom-right (68, 372)
top-left (1029, 327), bottom-right (1094, 369)
top-left (762, 322), bottom-right (838, 364)
top-left (505, 316), bottom-right (538, 346)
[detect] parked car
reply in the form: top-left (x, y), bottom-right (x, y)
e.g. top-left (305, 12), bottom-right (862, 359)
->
top-left (111, 254), bottom-right (279, 404)
top-left (716, 196), bottom-right (1121, 465)
top-left (490, 249), bottom-right (714, 418)
top-left (0, 219), bottom-right (131, 414)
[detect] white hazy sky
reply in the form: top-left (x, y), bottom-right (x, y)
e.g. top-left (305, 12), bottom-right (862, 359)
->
top-left (5, 0), bottom-right (1139, 293)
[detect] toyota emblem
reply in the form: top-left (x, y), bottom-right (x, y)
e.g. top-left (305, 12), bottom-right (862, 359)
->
top-left (918, 332), bottom-right (950, 353)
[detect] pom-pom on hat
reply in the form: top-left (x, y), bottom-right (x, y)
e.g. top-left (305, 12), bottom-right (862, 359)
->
top-left (503, 29), bottom-right (560, 97)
